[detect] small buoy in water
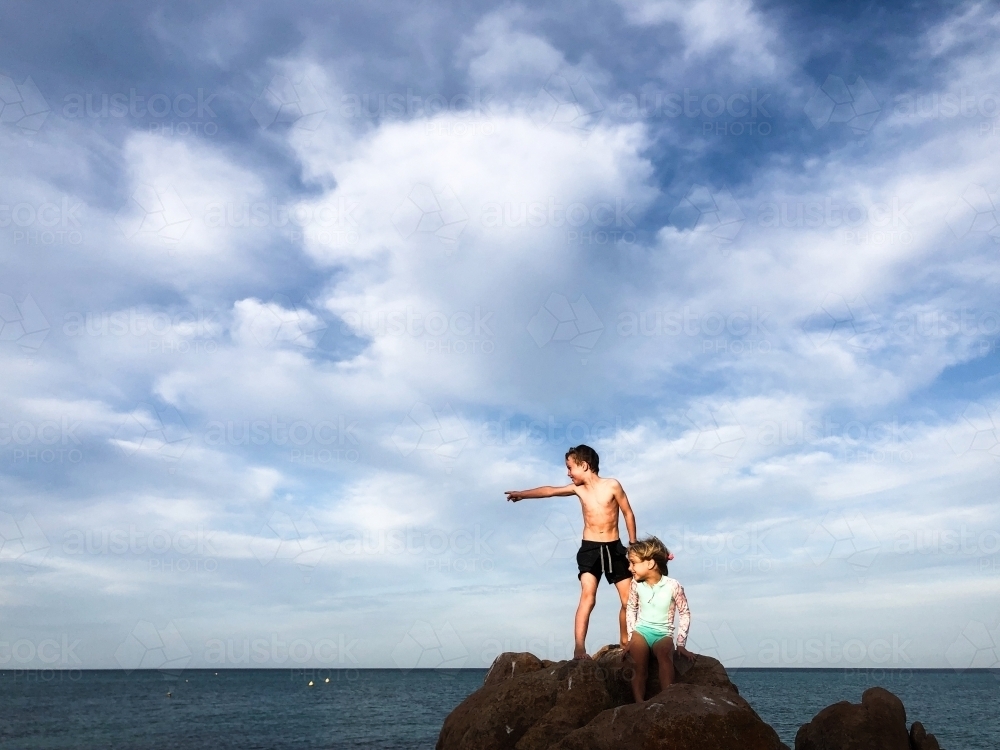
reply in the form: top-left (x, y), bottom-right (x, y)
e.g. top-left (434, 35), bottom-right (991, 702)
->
top-left (308, 680), bottom-right (314, 687)
top-left (166, 692), bottom-right (172, 698)
top-left (185, 679), bottom-right (188, 683)
top-left (325, 678), bottom-right (330, 683)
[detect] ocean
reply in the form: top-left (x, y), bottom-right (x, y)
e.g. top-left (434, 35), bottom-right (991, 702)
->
top-left (2, 667), bottom-right (997, 748)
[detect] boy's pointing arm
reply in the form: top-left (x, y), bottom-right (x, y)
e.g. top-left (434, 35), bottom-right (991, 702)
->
top-left (505, 484), bottom-right (576, 502)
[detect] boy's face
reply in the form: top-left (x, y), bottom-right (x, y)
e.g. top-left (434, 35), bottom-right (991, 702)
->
top-left (628, 553), bottom-right (657, 581)
top-left (565, 456), bottom-right (589, 484)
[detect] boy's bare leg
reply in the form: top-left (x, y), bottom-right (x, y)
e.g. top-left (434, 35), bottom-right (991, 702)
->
top-left (628, 632), bottom-right (650, 702)
top-left (651, 637), bottom-right (676, 694)
top-left (574, 573), bottom-right (598, 659)
top-left (613, 577), bottom-right (632, 647)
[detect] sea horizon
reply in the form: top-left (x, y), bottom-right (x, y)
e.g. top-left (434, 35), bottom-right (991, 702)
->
top-left (4, 665), bottom-right (998, 749)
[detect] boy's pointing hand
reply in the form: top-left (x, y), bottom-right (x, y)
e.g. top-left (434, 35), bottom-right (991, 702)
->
top-left (505, 491), bottom-right (524, 502)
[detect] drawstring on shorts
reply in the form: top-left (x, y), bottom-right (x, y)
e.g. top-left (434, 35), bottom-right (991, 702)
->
top-left (599, 543), bottom-right (612, 576)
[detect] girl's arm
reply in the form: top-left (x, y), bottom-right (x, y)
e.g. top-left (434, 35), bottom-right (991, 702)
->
top-left (505, 485), bottom-right (576, 501)
top-left (625, 580), bottom-right (638, 639)
top-left (674, 582), bottom-right (691, 649)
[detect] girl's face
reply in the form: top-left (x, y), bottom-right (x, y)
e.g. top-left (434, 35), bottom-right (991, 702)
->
top-left (628, 553), bottom-right (658, 581)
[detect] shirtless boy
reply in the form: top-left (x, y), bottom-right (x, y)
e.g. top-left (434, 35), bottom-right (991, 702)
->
top-left (506, 445), bottom-right (637, 660)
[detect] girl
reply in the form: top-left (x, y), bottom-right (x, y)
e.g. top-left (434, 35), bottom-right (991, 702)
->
top-left (624, 536), bottom-right (693, 702)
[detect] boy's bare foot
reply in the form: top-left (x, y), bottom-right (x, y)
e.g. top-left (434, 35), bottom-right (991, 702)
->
top-left (573, 649), bottom-right (591, 660)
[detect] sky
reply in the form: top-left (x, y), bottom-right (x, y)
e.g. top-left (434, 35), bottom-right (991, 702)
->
top-left (0, 0), bottom-right (999, 674)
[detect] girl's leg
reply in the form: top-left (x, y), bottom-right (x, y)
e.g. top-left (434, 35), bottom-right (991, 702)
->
top-left (650, 636), bottom-right (676, 694)
top-left (627, 633), bottom-right (650, 703)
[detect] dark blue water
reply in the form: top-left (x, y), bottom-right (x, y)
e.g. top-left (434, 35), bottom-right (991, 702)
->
top-left (2, 668), bottom-right (997, 748)
top-left (733, 668), bottom-right (1000, 749)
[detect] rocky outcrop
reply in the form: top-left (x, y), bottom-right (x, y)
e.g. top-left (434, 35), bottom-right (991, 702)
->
top-left (436, 646), bottom-right (784, 750)
top-left (909, 721), bottom-right (942, 750)
top-left (438, 647), bottom-right (947, 750)
top-left (794, 687), bottom-right (942, 750)
top-left (552, 684), bottom-right (787, 750)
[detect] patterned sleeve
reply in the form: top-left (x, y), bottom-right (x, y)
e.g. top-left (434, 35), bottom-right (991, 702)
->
top-left (625, 579), bottom-right (638, 638)
top-left (673, 581), bottom-right (691, 647)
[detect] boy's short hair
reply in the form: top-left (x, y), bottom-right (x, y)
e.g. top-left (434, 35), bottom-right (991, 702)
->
top-left (628, 536), bottom-right (670, 575)
top-left (565, 445), bottom-right (599, 474)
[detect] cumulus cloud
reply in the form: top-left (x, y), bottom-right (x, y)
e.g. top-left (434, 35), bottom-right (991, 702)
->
top-left (1, 0), bottom-right (998, 669)
top-left (615, 0), bottom-right (783, 74)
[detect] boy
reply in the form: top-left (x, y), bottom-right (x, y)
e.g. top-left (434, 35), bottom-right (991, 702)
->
top-left (506, 445), bottom-right (637, 659)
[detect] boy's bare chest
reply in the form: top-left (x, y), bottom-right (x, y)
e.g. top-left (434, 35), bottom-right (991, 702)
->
top-left (577, 490), bottom-right (616, 512)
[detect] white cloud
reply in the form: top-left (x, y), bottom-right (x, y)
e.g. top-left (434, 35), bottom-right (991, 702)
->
top-left (3, 2), bottom-right (1000, 669)
top-left (615, 0), bottom-right (782, 74)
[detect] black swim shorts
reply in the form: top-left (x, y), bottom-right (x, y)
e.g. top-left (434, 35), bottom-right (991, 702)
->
top-left (577, 539), bottom-right (631, 584)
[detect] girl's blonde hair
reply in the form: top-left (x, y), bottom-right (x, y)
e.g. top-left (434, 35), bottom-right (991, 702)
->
top-left (628, 536), bottom-right (670, 574)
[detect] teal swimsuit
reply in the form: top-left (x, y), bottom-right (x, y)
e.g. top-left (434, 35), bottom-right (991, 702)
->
top-left (631, 576), bottom-right (686, 648)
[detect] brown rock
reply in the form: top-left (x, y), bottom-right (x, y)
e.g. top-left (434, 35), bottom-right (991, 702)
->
top-left (552, 683), bottom-right (785, 750)
top-left (483, 652), bottom-right (545, 690)
top-left (437, 647), bottom-right (761, 750)
top-left (593, 643), bottom-right (738, 699)
top-left (909, 721), bottom-right (941, 750)
top-left (794, 687), bottom-right (910, 750)
top-left (514, 660), bottom-right (616, 750)
top-left (436, 662), bottom-right (561, 750)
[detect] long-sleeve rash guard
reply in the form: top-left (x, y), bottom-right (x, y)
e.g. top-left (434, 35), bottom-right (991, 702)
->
top-left (625, 575), bottom-right (691, 647)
